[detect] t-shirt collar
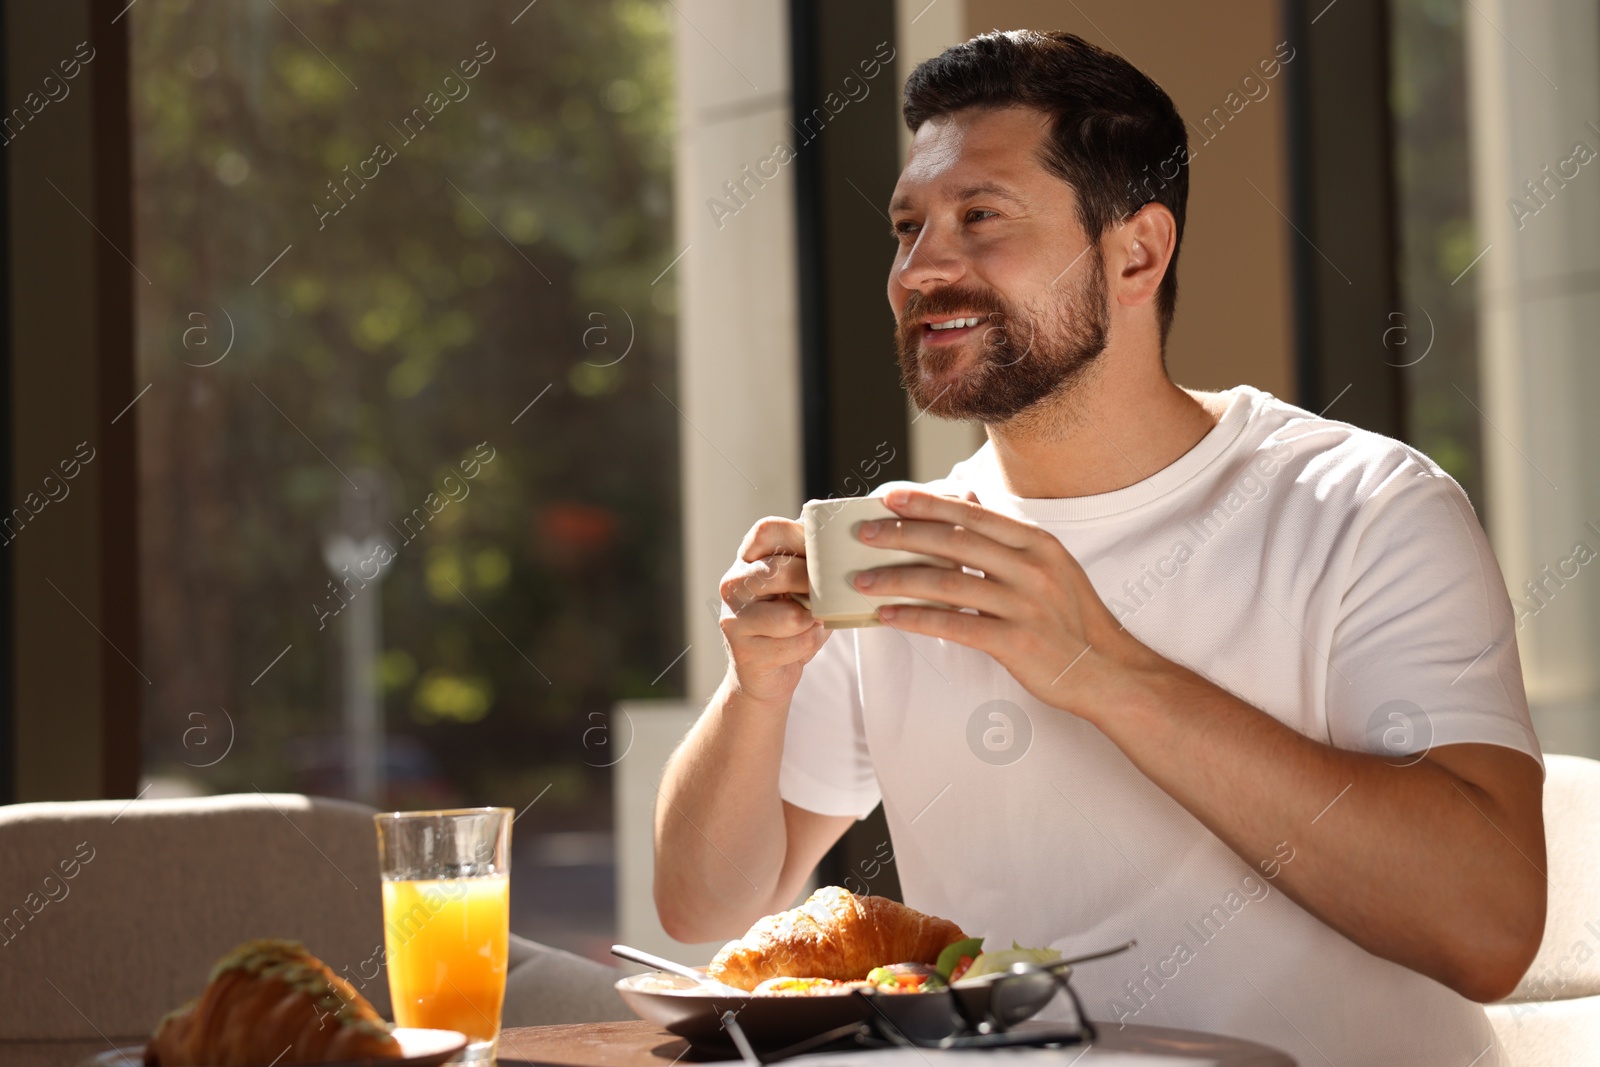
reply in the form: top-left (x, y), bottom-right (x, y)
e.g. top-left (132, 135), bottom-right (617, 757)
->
top-left (955, 386), bottom-right (1263, 524)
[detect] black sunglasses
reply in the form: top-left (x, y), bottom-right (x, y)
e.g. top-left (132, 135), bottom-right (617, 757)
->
top-left (720, 961), bottom-right (1097, 1065)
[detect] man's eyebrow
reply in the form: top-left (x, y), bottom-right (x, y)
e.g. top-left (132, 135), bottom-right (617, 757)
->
top-left (953, 182), bottom-right (1027, 204)
top-left (888, 182), bottom-right (1027, 215)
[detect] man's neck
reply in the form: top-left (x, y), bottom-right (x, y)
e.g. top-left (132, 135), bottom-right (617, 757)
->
top-left (983, 352), bottom-right (1225, 500)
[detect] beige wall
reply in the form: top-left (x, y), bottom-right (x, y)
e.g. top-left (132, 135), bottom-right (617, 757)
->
top-left (965, 0), bottom-right (1296, 401)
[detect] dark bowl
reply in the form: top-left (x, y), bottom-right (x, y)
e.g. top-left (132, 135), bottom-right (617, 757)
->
top-left (615, 967), bottom-right (1073, 1052)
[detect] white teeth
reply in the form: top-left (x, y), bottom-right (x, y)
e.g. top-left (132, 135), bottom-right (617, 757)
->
top-left (928, 316), bottom-right (981, 331)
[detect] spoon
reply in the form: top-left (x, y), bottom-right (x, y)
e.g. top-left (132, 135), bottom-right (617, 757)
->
top-left (611, 943), bottom-right (749, 996)
top-left (1046, 937), bottom-right (1137, 972)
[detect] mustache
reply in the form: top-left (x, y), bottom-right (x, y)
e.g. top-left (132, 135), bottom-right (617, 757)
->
top-left (897, 285), bottom-right (1011, 329)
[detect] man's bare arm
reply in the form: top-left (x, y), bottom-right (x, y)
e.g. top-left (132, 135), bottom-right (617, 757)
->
top-left (1089, 667), bottom-right (1546, 1003)
top-left (654, 677), bottom-right (853, 941)
top-left (854, 487), bottom-right (1547, 1002)
top-left (653, 515), bottom-right (853, 942)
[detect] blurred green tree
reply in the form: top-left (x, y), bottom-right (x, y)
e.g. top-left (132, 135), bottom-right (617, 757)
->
top-left (131, 0), bottom-right (682, 829)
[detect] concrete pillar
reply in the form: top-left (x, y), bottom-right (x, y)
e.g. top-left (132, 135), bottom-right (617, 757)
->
top-left (613, 700), bottom-right (724, 964)
top-left (1465, 0), bottom-right (1600, 758)
top-left (671, 0), bottom-right (804, 706)
top-left (613, 0), bottom-right (803, 963)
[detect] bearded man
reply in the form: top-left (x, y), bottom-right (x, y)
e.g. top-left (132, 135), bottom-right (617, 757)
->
top-left (654, 29), bottom-right (1545, 1066)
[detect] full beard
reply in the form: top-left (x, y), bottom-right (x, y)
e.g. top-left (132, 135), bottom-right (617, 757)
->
top-left (895, 248), bottom-right (1110, 425)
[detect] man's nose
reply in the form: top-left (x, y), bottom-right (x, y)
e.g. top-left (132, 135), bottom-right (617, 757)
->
top-left (894, 222), bottom-right (965, 294)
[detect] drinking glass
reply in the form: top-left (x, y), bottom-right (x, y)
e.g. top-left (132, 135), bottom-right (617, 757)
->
top-left (374, 807), bottom-right (513, 1063)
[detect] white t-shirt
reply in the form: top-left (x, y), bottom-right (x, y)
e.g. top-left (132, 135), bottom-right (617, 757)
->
top-left (779, 385), bottom-right (1542, 1066)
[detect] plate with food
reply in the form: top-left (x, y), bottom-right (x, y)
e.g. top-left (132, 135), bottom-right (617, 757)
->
top-left (615, 886), bottom-right (1124, 1052)
top-left (82, 938), bottom-right (469, 1067)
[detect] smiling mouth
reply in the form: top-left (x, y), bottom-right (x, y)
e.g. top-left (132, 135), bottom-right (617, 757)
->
top-left (927, 315), bottom-right (982, 331)
top-left (921, 314), bottom-right (988, 343)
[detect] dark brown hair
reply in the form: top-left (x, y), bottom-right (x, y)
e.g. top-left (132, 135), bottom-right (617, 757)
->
top-left (903, 30), bottom-right (1190, 342)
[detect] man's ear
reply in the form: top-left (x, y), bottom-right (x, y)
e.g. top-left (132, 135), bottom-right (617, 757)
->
top-left (1109, 202), bottom-right (1177, 311)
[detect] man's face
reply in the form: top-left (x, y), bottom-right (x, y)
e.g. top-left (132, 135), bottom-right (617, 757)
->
top-left (888, 106), bottom-right (1109, 423)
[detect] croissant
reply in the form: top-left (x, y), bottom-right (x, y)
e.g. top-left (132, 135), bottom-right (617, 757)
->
top-left (145, 939), bottom-right (402, 1066)
top-left (707, 886), bottom-right (966, 991)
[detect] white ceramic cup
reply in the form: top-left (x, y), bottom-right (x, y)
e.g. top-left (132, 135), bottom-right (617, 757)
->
top-left (793, 495), bottom-right (954, 628)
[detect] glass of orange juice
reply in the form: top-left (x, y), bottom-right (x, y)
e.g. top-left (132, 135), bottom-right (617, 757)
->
top-left (374, 807), bottom-right (512, 1063)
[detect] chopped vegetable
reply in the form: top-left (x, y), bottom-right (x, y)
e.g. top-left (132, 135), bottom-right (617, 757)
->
top-left (936, 937), bottom-right (985, 978)
top-left (864, 963), bottom-right (943, 992)
top-left (948, 955), bottom-right (975, 982)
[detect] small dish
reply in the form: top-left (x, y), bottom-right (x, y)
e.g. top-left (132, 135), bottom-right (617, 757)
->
top-left (80, 1026), bottom-right (470, 1067)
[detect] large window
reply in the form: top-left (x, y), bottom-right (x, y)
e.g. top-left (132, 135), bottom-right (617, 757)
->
top-left (130, 0), bottom-right (680, 961)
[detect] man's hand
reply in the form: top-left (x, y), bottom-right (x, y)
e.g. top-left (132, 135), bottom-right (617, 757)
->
top-left (718, 516), bottom-right (830, 707)
top-left (849, 487), bottom-right (1152, 712)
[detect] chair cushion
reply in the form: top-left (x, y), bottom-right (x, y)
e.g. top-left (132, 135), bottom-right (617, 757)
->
top-left (1488, 994), bottom-right (1600, 1066)
top-left (1503, 754), bottom-right (1600, 1003)
top-left (0, 793), bottom-right (389, 1042)
top-left (501, 934), bottom-right (634, 1027)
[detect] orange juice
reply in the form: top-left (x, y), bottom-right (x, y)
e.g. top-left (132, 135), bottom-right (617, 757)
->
top-left (382, 874), bottom-right (510, 1040)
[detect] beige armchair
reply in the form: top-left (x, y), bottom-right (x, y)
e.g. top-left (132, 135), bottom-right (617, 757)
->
top-left (0, 793), bottom-right (632, 1067)
top-left (1487, 753), bottom-right (1600, 1065)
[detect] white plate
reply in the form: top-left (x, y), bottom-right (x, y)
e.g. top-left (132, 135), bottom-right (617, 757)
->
top-left (81, 1026), bottom-right (470, 1067)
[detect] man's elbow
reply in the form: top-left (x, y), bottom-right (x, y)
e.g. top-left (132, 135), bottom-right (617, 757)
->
top-left (1452, 955), bottom-right (1532, 1004)
top-left (653, 871), bottom-right (742, 946)
top-left (654, 876), bottom-right (708, 944)
top-left (1446, 898), bottom-right (1545, 1003)
top-left (657, 904), bottom-right (705, 946)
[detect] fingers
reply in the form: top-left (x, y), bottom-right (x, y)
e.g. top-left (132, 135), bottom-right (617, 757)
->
top-left (877, 602), bottom-right (997, 649)
top-left (853, 563), bottom-right (1010, 617)
top-left (742, 626), bottom-right (830, 666)
top-left (721, 553), bottom-right (809, 611)
top-left (880, 487), bottom-right (1037, 550)
top-left (721, 594), bottom-right (816, 640)
top-left (739, 516), bottom-right (806, 564)
top-left (720, 599), bottom-right (826, 693)
top-left (857, 517), bottom-right (1018, 577)
top-left (720, 515), bottom-right (826, 707)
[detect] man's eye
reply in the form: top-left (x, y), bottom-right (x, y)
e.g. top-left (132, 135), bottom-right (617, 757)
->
top-left (967, 209), bottom-right (998, 223)
top-left (892, 220), bottom-right (920, 239)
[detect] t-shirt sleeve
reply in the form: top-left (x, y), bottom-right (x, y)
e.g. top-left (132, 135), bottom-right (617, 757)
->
top-left (778, 627), bottom-right (882, 818)
top-left (1325, 458), bottom-right (1544, 774)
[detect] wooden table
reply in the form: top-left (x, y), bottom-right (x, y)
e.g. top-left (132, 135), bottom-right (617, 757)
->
top-left (496, 1020), bottom-right (1297, 1066)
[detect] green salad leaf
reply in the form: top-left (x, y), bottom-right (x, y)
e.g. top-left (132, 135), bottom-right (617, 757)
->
top-left (935, 937), bottom-right (985, 978)
top-left (957, 944), bottom-right (1062, 981)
